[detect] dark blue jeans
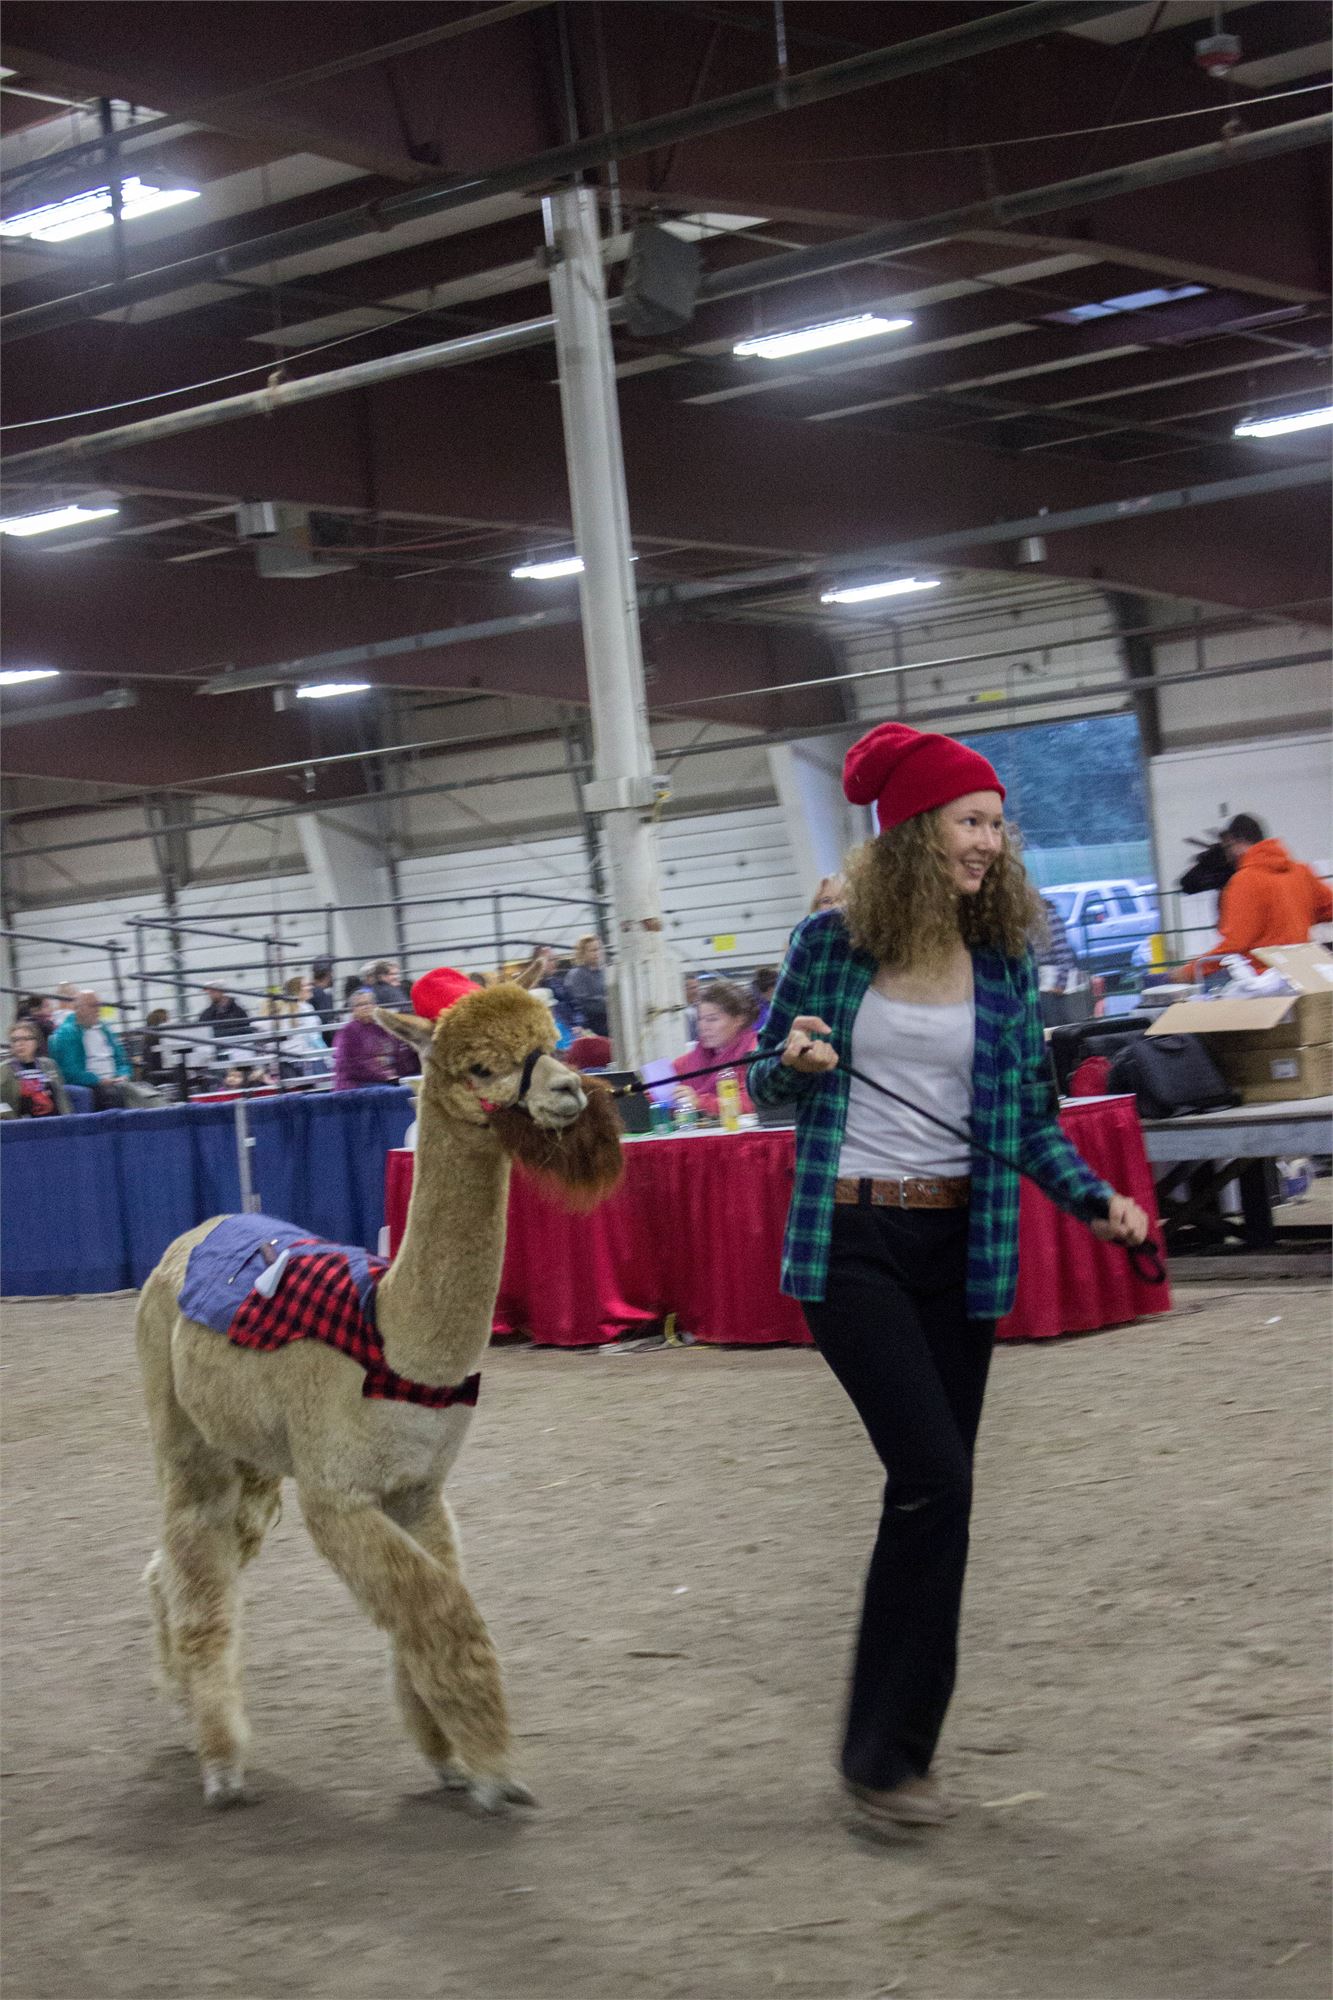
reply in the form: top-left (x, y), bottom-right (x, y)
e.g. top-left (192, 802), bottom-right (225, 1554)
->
top-left (803, 1203), bottom-right (995, 1791)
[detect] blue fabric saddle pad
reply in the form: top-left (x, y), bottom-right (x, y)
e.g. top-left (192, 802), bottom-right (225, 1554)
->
top-left (177, 1213), bottom-right (380, 1335)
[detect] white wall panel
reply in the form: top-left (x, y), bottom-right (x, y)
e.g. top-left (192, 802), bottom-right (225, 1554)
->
top-left (847, 581), bottom-right (1126, 733)
top-left (659, 805), bottom-right (805, 977)
top-left (1154, 622), bottom-right (1331, 748)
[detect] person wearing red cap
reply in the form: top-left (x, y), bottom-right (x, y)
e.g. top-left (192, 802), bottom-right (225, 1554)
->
top-left (748, 721), bottom-right (1148, 1833)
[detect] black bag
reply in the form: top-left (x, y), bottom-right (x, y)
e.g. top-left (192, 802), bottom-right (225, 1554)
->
top-left (1107, 1034), bottom-right (1238, 1121)
top-left (1048, 1013), bottom-right (1158, 1095)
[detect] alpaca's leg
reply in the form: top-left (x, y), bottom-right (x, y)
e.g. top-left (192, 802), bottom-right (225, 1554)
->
top-left (159, 1468), bottom-right (251, 1808)
top-left (144, 1549), bottom-right (183, 1704)
top-left (299, 1487), bottom-right (530, 1810)
top-left (389, 1651), bottom-right (469, 1784)
top-left (385, 1487), bottom-right (460, 1783)
top-left (382, 1489), bottom-right (503, 1793)
top-left (234, 1466), bottom-right (282, 1568)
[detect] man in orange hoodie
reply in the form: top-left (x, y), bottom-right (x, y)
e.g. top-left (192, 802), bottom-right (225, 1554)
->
top-left (1188, 814), bottom-right (1332, 979)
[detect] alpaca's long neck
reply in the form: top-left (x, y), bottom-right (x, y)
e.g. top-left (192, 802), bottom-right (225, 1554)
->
top-left (374, 1098), bottom-right (511, 1387)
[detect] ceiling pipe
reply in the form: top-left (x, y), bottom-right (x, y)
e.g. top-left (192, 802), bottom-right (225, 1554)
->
top-left (0, 687), bottom-right (137, 726)
top-left (662, 646), bottom-right (1333, 762)
top-left (2, 109), bottom-right (1327, 482)
top-left (0, 601), bottom-right (1291, 815)
top-left (3, 646), bottom-right (1327, 865)
top-left (151, 461), bottom-right (1329, 697)
top-left (0, 1), bottom-right (1138, 344)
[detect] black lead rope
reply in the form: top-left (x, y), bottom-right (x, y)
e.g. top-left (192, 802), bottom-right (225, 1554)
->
top-left (608, 1047), bottom-right (1166, 1286)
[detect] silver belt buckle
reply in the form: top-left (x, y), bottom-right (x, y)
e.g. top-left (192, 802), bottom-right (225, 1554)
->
top-left (898, 1179), bottom-right (908, 1209)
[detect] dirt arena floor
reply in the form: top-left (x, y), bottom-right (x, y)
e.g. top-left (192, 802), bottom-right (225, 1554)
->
top-left (3, 1283), bottom-right (1329, 2000)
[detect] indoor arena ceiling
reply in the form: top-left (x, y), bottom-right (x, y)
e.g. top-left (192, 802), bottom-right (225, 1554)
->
top-left (1, 0), bottom-right (1329, 804)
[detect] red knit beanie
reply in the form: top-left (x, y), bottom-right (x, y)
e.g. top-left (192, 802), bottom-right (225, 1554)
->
top-left (843, 723), bottom-right (1004, 831)
top-left (410, 966), bottom-right (478, 1021)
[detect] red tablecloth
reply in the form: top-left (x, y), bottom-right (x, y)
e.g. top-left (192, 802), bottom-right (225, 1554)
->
top-left (384, 1095), bottom-right (1169, 1346)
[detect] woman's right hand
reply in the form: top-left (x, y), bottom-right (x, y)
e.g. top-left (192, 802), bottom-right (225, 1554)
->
top-left (781, 1016), bottom-right (839, 1074)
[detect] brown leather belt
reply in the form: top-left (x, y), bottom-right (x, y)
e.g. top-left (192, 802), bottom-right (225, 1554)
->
top-left (833, 1174), bottom-right (971, 1210)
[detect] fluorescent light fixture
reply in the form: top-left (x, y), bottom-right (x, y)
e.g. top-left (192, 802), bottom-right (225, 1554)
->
top-left (0, 667), bottom-right (60, 685)
top-left (1233, 405), bottom-right (1333, 439)
top-left (733, 313), bottom-right (912, 360)
top-left (663, 211), bottom-right (767, 242)
top-left (1047, 283), bottom-right (1206, 327)
top-left (510, 555), bottom-right (585, 580)
top-left (0, 501), bottom-right (120, 537)
top-left (295, 681), bottom-right (372, 700)
top-left (0, 175), bottom-right (200, 244)
top-left (820, 576), bottom-right (943, 606)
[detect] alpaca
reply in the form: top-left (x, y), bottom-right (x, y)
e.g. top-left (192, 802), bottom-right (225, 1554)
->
top-left (136, 979), bottom-right (623, 1811)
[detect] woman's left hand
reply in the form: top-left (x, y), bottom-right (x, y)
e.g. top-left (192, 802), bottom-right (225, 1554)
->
top-left (674, 1084), bottom-right (699, 1111)
top-left (1091, 1193), bottom-right (1150, 1247)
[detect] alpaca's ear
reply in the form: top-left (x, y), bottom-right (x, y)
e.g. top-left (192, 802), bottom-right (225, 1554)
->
top-left (511, 957), bottom-right (545, 990)
top-left (376, 1008), bottom-right (435, 1051)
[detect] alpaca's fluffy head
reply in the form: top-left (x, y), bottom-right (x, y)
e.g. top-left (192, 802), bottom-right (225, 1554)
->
top-left (378, 985), bottom-right (623, 1206)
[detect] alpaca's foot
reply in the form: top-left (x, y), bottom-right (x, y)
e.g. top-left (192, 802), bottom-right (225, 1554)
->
top-left (433, 1754), bottom-right (535, 1810)
top-left (201, 1761), bottom-right (250, 1810)
top-left (466, 1772), bottom-right (538, 1813)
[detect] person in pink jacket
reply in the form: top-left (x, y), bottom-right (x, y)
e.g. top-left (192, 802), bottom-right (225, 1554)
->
top-left (672, 979), bottom-right (760, 1118)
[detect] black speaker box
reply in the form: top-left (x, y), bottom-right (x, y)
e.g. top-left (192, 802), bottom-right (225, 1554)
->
top-left (621, 223), bottom-right (700, 338)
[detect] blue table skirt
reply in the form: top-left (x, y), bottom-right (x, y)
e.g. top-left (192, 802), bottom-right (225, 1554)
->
top-left (1, 1087), bottom-right (414, 1296)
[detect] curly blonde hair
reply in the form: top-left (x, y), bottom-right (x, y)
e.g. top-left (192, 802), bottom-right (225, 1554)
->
top-left (842, 810), bottom-right (1042, 971)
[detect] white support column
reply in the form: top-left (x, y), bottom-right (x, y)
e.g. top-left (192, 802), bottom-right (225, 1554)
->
top-left (297, 807), bottom-right (397, 972)
top-left (543, 185), bottom-right (681, 1065)
top-left (767, 734), bottom-right (864, 899)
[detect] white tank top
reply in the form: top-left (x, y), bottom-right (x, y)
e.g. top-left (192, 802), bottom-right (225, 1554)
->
top-left (837, 988), bottom-right (975, 1180)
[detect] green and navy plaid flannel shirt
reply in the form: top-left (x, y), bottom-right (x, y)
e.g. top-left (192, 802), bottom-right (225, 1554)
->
top-left (748, 910), bottom-right (1113, 1318)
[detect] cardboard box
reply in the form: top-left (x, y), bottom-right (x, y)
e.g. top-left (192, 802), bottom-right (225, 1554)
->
top-left (1146, 944), bottom-right (1333, 1051)
top-left (1211, 1041), bottom-right (1333, 1103)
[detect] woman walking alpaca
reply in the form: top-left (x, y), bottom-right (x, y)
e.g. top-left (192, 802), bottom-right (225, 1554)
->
top-left (749, 723), bottom-right (1147, 1833)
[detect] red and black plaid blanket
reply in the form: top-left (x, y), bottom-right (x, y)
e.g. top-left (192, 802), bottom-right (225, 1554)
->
top-left (179, 1216), bottom-right (479, 1412)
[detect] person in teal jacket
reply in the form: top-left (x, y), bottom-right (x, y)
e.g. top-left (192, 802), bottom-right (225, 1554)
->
top-left (48, 991), bottom-right (144, 1109)
top-left (750, 723), bottom-right (1147, 1836)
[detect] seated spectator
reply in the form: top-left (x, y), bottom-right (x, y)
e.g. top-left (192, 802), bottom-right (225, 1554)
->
top-left (273, 976), bottom-right (333, 1076)
top-left (14, 995), bottom-right (56, 1049)
top-left (0, 1018), bottom-right (71, 1117)
top-left (309, 959), bottom-right (336, 1039)
top-left (530, 943), bottom-right (564, 997)
top-left (364, 959), bottom-right (410, 1008)
top-left (222, 1060), bottom-right (270, 1092)
top-left (53, 982), bottom-right (80, 1025)
top-left (564, 934), bottom-right (609, 1037)
top-left (333, 988), bottom-right (401, 1090)
top-left (517, 955), bottom-right (575, 1050)
top-left (198, 984), bottom-right (252, 1045)
top-left (138, 1007), bottom-right (176, 1087)
top-left (672, 980), bottom-right (760, 1119)
top-left (752, 966), bottom-right (779, 1030)
top-left (48, 991), bottom-right (149, 1109)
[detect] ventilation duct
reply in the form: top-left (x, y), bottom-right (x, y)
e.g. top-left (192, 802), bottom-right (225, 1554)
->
top-left (234, 501), bottom-right (352, 578)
